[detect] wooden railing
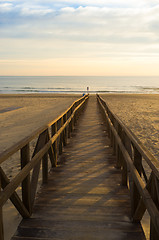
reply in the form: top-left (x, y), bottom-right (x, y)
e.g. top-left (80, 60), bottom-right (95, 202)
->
top-left (0, 94), bottom-right (89, 240)
top-left (97, 94), bottom-right (159, 240)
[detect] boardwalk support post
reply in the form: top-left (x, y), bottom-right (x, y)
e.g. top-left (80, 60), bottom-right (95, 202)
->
top-left (51, 122), bottom-right (57, 167)
top-left (21, 144), bottom-right (31, 215)
top-left (0, 172), bottom-right (4, 240)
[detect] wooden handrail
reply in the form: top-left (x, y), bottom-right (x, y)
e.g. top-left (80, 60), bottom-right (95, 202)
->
top-left (0, 94), bottom-right (89, 240)
top-left (97, 94), bottom-right (159, 240)
top-left (0, 95), bottom-right (88, 164)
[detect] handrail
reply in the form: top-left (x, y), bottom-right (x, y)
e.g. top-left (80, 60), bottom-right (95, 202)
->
top-left (97, 94), bottom-right (159, 240)
top-left (0, 94), bottom-right (89, 240)
top-left (0, 95), bottom-right (88, 164)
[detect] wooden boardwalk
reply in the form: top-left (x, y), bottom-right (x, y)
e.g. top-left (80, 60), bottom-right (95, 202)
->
top-left (12, 96), bottom-right (145, 240)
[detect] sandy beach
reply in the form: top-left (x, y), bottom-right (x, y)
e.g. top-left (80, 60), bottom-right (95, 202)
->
top-left (0, 94), bottom-right (82, 240)
top-left (0, 94), bottom-right (82, 153)
top-left (101, 94), bottom-right (159, 161)
top-left (0, 93), bottom-right (159, 239)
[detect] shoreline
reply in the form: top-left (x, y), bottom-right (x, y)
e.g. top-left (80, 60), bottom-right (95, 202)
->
top-left (1, 91), bottom-right (159, 95)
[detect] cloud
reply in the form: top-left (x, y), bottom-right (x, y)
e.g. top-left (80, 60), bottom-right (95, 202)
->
top-left (0, 3), bottom-right (13, 12)
top-left (1, 0), bottom-right (159, 69)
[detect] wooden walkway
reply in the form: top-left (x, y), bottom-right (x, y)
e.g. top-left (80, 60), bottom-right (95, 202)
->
top-left (12, 96), bottom-right (145, 240)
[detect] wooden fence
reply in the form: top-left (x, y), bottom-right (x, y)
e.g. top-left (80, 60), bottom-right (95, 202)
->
top-left (97, 94), bottom-right (159, 240)
top-left (0, 94), bottom-right (89, 240)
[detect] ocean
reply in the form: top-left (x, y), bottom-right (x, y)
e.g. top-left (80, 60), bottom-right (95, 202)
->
top-left (0, 76), bottom-right (159, 94)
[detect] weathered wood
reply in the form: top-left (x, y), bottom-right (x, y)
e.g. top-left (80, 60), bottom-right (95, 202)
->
top-left (59, 118), bottom-right (63, 155)
top-left (63, 114), bottom-right (67, 146)
top-left (51, 122), bottom-right (57, 167)
top-left (0, 171), bottom-right (4, 240)
top-left (21, 144), bottom-right (31, 214)
top-left (0, 95), bottom-right (89, 213)
top-left (70, 107), bottom-right (73, 132)
top-left (31, 130), bottom-right (49, 208)
top-left (131, 146), bottom-right (142, 217)
top-left (46, 130), bottom-right (56, 168)
top-left (121, 153), bottom-right (128, 186)
top-left (134, 146), bottom-right (142, 176)
top-left (150, 174), bottom-right (159, 240)
top-left (0, 167), bottom-right (30, 218)
top-left (133, 198), bottom-right (146, 222)
top-left (97, 94), bottom-right (159, 239)
top-left (98, 95), bottom-right (159, 181)
top-left (12, 96), bottom-right (145, 240)
top-left (42, 153), bottom-right (48, 184)
top-left (0, 94), bottom-right (88, 165)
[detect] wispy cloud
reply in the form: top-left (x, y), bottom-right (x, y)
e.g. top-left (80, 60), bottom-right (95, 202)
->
top-left (0, 0), bottom-right (159, 75)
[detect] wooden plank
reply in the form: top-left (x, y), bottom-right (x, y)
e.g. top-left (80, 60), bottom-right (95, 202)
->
top-left (97, 95), bottom-right (159, 238)
top-left (0, 170), bottom-right (4, 240)
top-left (31, 130), bottom-right (48, 208)
top-left (21, 144), bottom-right (31, 214)
top-left (51, 122), bottom-right (57, 167)
top-left (12, 97), bottom-right (145, 240)
top-left (0, 108), bottom-right (84, 208)
top-left (63, 114), bottom-right (67, 146)
top-left (131, 146), bottom-right (142, 217)
top-left (0, 167), bottom-right (30, 218)
top-left (150, 174), bottom-right (159, 240)
top-left (46, 130), bottom-right (55, 168)
top-left (133, 198), bottom-right (146, 222)
top-left (42, 153), bottom-right (48, 184)
top-left (59, 117), bottom-right (63, 155)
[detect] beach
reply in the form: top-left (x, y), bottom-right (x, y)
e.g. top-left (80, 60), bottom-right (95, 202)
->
top-left (101, 94), bottom-right (159, 161)
top-left (0, 94), bottom-right (82, 240)
top-left (0, 94), bottom-right (82, 153)
top-left (0, 93), bottom-right (159, 239)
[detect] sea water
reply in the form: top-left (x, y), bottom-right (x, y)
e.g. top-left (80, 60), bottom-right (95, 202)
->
top-left (0, 76), bottom-right (159, 94)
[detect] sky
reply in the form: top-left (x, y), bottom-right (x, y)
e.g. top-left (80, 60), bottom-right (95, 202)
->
top-left (0, 0), bottom-right (159, 76)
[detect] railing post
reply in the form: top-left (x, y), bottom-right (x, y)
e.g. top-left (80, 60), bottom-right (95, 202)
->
top-left (42, 152), bottom-right (48, 184)
top-left (71, 106), bottom-right (74, 132)
top-left (0, 172), bottom-right (4, 240)
top-left (63, 114), bottom-right (67, 146)
top-left (124, 134), bottom-right (134, 208)
top-left (68, 110), bottom-right (71, 138)
top-left (51, 122), bottom-right (57, 166)
top-left (21, 144), bottom-right (31, 214)
top-left (150, 174), bottom-right (159, 240)
top-left (73, 105), bottom-right (77, 126)
top-left (116, 124), bottom-right (122, 169)
top-left (131, 146), bottom-right (142, 218)
top-left (134, 146), bottom-right (142, 176)
top-left (59, 117), bottom-right (63, 155)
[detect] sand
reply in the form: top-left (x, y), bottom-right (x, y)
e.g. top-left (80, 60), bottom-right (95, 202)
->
top-left (0, 93), bottom-right (82, 240)
top-left (0, 94), bottom-right (82, 154)
top-left (1, 93), bottom-right (158, 239)
top-left (101, 94), bottom-right (159, 161)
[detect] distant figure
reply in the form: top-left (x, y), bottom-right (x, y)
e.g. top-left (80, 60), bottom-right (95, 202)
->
top-left (87, 87), bottom-right (89, 92)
